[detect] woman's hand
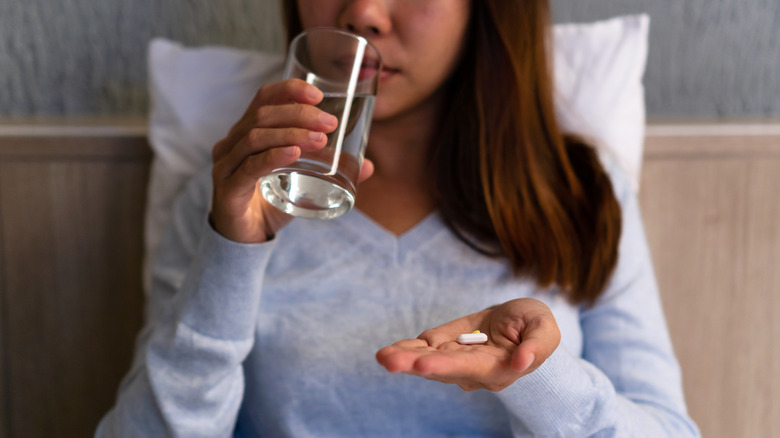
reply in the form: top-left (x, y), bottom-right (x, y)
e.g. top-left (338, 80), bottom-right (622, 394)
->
top-left (376, 298), bottom-right (561, 392)
top-left (210, 78), bottom-right (374, 243)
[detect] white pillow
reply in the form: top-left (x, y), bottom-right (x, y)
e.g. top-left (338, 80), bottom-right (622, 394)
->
top-left (144, 41), bottom-right (284, 291)
top-left (144, 14), bottom-right (649, 291)
top-left (553, 14), bottom-right (649, 193)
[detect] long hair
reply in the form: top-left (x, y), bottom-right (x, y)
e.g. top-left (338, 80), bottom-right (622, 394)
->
top-left (282, 0), bottom-right (622, 305)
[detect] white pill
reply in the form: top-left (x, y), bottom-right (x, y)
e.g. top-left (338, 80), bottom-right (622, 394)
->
top-left (457, 332), bottom-right (488, 345)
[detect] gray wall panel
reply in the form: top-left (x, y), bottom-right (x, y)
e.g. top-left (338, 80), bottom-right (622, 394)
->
top-left (0, 0), bottom-right (777, 117)
top-left (552, 0), bottom-right (780, 117)
top-left (0, 0), bottom-right (284, 116)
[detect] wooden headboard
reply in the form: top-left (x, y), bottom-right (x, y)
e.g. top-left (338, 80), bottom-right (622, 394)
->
top-left (640, 121), bottom-right (780, 438)
top-left (0, 119), bottom-right (777, 437)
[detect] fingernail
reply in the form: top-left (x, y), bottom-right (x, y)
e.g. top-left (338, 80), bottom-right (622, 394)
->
top-left (309, 131), bottom-right (325, 142)
top-left (523, 353), bottom-right (535, 371)
top-left (306, 86), bottom-right (322, 101)
top-left (320, 112), bottom-right (338, 127)
top-left (282, 146), bottom-right (299, 156)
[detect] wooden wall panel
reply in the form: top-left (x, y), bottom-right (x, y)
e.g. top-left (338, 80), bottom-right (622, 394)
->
top-left (0, 137), bottom-right (149, 437)
top-left (640, 135), bottom-right (780, 438)
top-left (0, 179), bottom-right (6, 438)
top-left (740, 159), bottom-right (780, 438)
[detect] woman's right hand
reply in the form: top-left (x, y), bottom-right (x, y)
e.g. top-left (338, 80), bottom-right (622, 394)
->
top-left (209, 79), bottom-right (339, 243)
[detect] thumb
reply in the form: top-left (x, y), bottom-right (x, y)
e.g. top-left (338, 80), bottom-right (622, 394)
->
top-left (510, 339), bottom-right (539, 372)
top-left (358, 158), bottom-right (375, 183)
top-left (509, 318), bottom-right (560, 372)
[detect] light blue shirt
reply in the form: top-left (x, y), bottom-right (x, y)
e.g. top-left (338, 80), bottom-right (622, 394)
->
top-left (97, 160), bottom-right (700, 437)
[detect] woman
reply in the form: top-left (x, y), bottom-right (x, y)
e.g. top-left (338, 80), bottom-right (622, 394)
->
top-left (98, 0), bottom-right (700, 436)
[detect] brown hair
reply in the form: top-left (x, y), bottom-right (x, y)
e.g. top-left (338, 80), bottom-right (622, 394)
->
top-left (282, 0), bottom-right (621, 305)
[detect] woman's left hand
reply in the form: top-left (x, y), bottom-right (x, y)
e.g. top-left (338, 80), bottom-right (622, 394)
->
top-left (375, 298), bottom-right (561, 392)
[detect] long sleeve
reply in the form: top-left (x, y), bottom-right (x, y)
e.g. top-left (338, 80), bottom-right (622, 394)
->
top-left (97, 171), bottom-right (276, 437)
top-left (495, 164), bottom-right (701, 437)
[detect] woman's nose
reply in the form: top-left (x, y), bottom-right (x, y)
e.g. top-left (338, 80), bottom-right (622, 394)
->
top-left (336, 0), bottom-right (391, 36)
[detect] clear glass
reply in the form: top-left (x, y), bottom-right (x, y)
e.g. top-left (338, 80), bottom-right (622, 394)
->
top-left (259, 28), bottom-right (381, 219)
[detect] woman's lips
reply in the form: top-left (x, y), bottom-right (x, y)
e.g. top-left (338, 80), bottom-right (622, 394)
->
top-left (334, 55), bottom-right (391, 81)
top-left (378, 66), bottom-right (399, 81)
top-left (357, 65), bottom-right (398, 82)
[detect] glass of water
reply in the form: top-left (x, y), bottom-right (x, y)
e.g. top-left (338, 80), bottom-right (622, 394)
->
top-left (259, 28), bottom-right (382, 219)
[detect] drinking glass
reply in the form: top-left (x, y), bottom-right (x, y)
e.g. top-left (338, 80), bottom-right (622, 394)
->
top-left (259, 28), bottom-right (382, 219)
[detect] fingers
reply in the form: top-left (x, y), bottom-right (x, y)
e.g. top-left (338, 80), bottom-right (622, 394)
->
top-left (376, 341), bottom-right (431, 373)
top-left (377, 338), bottom-right (500, 375)
top-left (251, 78), bottom-right (325, 107)
top-left (375, 338), bottom-right (465, 374)
top-left (214, 145), bottom-right (301, 200)
top-left (416, 310), bottom-right (488, 348)
top-left (487, 298), bottom-right (560, 372)
top-left (509, 315), bottom-right (560, 372)
top-left (214, 108), bottom-right (337, 173)
top-left (376, 341), bottom-right (518, 392)
top-left (253, 102), bottom-right (338, 131)
top-left (213, 127), bottom-right (327, 182)
top-left (377, 310), bottom-right (492, 374)
top-left (416, 329), bottom-right (454, 349)
top-left (213, 78), bottom-right (342, 184)
top-left (214, 79), bottom-right (336, 163)
top-left (411, 348), bottom-right (497, 376)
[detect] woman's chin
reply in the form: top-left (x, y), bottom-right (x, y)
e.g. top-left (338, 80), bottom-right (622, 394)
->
top-left (370, 102), bottom-right (395, 122)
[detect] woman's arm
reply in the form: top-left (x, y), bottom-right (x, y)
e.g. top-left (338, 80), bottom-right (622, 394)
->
top-left (98, 76), bottom-right (350, 437)
top-left (96, 171), bottom-right (276, 437)
top-left (495, 165), bottom-right (699, 436)
top-left (377, 164), bottom-right (700, 437)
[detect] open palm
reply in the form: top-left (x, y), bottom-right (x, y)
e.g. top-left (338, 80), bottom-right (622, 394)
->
top-left (376, 298), bottom-right (561, 392)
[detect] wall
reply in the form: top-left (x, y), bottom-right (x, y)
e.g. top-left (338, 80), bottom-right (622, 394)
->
top-left (552, 0), bottom-right (780, 117)
top-left (0, 0), bottom-right (778, 118)
top-left (0, 0), bottom-right (285, 116)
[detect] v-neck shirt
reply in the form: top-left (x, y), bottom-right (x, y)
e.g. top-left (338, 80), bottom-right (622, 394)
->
top-left (98, 164), bottom-right (699, 437)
